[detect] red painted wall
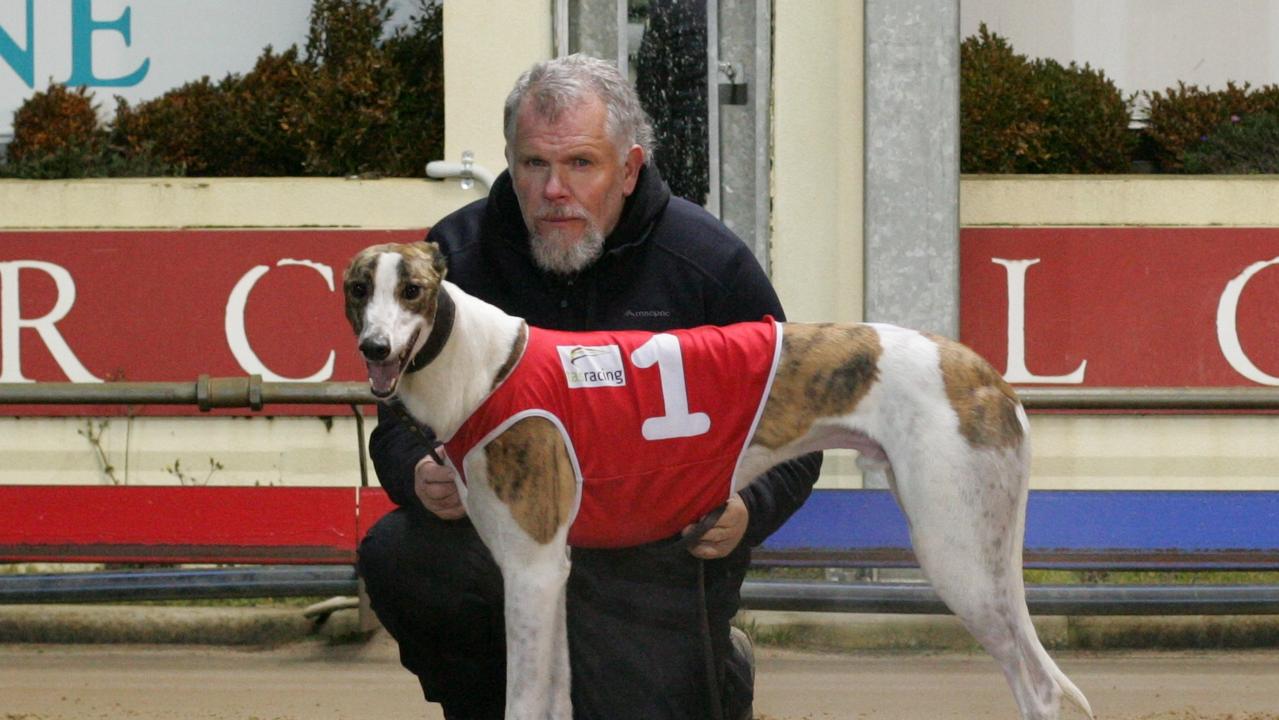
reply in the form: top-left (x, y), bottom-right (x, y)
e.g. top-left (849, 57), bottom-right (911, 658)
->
top-left (962, 228), bottom-right (1279, 387)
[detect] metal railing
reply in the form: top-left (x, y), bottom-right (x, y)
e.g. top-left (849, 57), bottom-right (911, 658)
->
top-left (0, 375), bottom-right (375, 410)
top-left (1017, 386), bottom-right (1279, 411)
top-left (7, 380), bottom-right (1279, 411)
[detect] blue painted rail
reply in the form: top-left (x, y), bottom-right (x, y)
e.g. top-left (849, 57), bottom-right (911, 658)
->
top-left (758, 489), bottom-right (1279, 570)
top-left (745, 489), bottom-right (1279, 614)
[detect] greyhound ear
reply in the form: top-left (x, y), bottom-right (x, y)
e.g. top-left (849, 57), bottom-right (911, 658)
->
top-left (424, 240), bottom-right (448, 279)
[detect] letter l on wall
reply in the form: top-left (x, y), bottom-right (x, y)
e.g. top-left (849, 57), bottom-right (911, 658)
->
top-left (993, 258), bottom-right (1087, 384)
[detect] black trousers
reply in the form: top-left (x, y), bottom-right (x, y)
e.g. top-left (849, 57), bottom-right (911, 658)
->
top-left (357, 507), bottom-right (753, 720)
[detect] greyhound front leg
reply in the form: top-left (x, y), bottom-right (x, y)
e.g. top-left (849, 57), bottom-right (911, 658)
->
top-left (502, 548), bottom-right (572, 720)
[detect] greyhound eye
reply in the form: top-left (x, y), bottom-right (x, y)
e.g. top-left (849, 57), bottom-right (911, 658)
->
top-left (347, 282), bottom-right (368, 300)
top-left (403, 284), bottom-right (422, 301)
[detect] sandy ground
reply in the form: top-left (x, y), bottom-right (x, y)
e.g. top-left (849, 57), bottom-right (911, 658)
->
top-left (1, 635), bottom-right (1277, 719)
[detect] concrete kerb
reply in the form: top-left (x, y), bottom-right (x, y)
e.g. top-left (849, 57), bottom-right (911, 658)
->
top-left (737, 611), bottom-right (1279, 652)
top-left (0, 604), bottom-right (369, 646)
top-left (2, 604), bottom-right (1279, 651)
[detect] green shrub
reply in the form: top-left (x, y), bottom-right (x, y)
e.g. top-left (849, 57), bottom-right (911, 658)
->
top-left (1, 83), bottom-right (180, 178)
top-left (1032, 57), bottom-right (1133, 172)
top-left (378, 2), bottom-right (445, 177)
top-left (112, 77), bottom-right (237, 176)
top-left (291, 0), bottom-right (443, 176)
top-left (960, 25), bottom-right (1045, 173)
top-left (112, 47), bottom-right (311, 176)
top-left (960, 24), bottom-right (1132, 173)
top-left (1182, 111), bottom-right (1279, 173)
top-left (3, 83), bottom-right (106, 178)
top-left (1143, 81), bottom-right (1279, 172)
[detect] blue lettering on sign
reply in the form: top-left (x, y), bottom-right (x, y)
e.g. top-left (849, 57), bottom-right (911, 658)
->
top-left (0, 0), bottom-right (34, 88)
top-left (66, 0), bottom-right (150, 87)
top-left (0, 0), bottom-right (150, 89)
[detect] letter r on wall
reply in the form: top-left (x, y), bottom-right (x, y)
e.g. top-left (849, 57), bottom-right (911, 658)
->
top-left (0, 260), bottom-right (102, 383)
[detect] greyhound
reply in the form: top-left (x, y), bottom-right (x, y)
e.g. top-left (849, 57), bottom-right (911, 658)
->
top-left (343, 241), bottom-right (1093, 720)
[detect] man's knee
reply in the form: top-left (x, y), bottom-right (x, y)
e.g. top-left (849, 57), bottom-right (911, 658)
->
top-left (357, 508), bottom-right (504, 610)
top-left (357, 508), bottom-right (507, 709)
top-left (356, 507), bottom-right (412, 592)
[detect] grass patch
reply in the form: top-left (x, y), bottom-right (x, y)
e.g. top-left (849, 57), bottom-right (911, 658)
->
top-left (1024, 569), bottom-right (1279, 585)
top-left (750, 565), bottom-right (1279, 586)
top-left (734, 615), bottom-right (802, 647)
top-left (747, 566), bottom-right (860, 581)
top-left (118, 596), bottom-right (331, 608)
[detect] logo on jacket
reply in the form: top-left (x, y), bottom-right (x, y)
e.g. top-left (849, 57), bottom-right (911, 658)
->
top-left (558, 345), bottom-right (626, 388)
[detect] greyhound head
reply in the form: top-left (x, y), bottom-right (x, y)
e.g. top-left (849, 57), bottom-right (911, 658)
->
top-left (343, 241), bottom-right (450, 398)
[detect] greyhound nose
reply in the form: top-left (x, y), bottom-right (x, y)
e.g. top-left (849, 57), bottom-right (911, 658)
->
top-left (360, 338), bottom-right (391, 362)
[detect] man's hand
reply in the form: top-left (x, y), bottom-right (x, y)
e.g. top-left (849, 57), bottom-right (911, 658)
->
top-left (682, 494), bottom-right (749, 559)
top-left (414, 450), bottom-right (466, 520)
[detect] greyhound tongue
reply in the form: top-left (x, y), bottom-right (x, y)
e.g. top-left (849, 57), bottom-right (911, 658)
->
top-left (367, 360), bottom-right (400, 396)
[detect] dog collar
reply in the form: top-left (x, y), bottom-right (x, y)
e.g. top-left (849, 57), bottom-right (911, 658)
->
top-left (406, 285), bottom-right (455, 373)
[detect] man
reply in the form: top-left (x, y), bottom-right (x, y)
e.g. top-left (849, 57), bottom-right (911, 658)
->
top-left (358, 54), bottom-right (821, 720)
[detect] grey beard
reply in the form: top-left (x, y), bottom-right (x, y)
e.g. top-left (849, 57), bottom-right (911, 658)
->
top-left (530, 229), bottom-right (606, 275)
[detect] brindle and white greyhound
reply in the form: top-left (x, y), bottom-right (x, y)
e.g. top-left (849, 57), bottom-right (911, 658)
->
top-left (343, 241), bottom-right (1093, 720)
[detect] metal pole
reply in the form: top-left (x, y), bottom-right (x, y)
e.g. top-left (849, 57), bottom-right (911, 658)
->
top-left (1016, 386), bottom-right (1279, 411)
top-left (0, 376), bottom-right (374, 409)
top-left (616, 0), bottom-right (628, 76)
top-left (706, 0), bottom-right (721, 218)
top-left (6, 380), bottom-right (1279, 412)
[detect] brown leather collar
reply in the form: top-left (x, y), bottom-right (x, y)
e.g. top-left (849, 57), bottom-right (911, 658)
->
top-left (406, 285), bottom-right (455, 374)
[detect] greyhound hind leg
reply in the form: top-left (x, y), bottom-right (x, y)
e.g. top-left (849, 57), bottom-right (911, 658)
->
top-left (883, 446), bottom-right (1087, 719)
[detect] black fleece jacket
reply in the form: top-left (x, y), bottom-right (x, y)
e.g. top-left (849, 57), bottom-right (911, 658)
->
top-left (368, 163), bottom-right (821, 548)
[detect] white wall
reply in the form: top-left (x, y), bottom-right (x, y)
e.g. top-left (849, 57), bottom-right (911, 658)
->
top-left (771, 1), bottom-right (864, 325)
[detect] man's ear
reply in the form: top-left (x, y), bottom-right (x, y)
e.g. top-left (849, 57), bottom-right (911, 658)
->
top-left (621, 144), bottom-right (644, 197)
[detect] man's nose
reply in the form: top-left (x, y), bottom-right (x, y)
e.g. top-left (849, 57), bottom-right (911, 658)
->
top-left (543, 166), bottom-right (570, 200)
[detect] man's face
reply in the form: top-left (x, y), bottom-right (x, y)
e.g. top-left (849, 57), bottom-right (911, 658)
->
top-left (509, 94), bottom-right (643, 274)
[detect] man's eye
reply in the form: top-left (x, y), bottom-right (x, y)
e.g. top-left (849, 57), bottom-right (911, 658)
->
top-left (348, 282), bottom-right (368, 299)
top-left (403, 284), bottom-right (422, 301)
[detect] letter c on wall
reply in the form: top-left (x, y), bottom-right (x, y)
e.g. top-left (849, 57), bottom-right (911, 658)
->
top-left (225, 259), bottom-right (335, 381)
top-left (1217, 256), bottom-right (1279, 386)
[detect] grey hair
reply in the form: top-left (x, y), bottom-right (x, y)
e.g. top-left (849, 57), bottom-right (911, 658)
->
top-left (503, 54), bottom-right (656, 165)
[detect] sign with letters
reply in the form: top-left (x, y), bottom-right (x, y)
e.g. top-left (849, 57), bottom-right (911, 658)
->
top-left (10, 226), bottom-right (1279, 416)
top-left (0, 1), bottom-right (423, 137)
top-left (0, 229), bottom-right (424, 415)
top-left (961, 227), bottom-right (1279, 388)
top-left (0, 1), bottom-right (439, 138)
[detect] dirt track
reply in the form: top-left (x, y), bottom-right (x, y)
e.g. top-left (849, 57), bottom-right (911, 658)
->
top-left (1, 636), bottom-right (1277, 719)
